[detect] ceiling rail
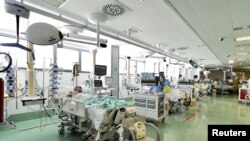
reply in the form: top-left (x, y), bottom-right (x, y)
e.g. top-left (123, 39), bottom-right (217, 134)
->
top-left (20, 0), bottom-right (187, 63)
top-left (163, 0), bottom-right (223, 65)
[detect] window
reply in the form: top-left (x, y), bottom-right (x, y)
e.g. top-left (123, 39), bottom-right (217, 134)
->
top-left (145, 58), bottom-right (156, 73)
top-left (81, 51), bottom-right (93, 72)
top-left (130, 61), bottom-right (136, 75)
top-left (119, 44), bottom-right (148, 57)
top-left (137, 62), bottom-right (145, 74)
top-left (96, 47), bottom-right (111, 76)
top-left (119, 59), bottom-right (126, 74)
top-left (57, 48), bottom-right (79, 70)
top-left (33, 45), bottom-right (53, 68)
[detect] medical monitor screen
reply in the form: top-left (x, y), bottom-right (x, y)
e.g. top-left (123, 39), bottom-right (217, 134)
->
top-left (159, 72), bottom-right (164, 78)
top-left (94, 65), bottom-right (107, 76)
top-left (94, 80), bottom-right (103, 87)
top-left (226, 76), bottom-right (232, 80)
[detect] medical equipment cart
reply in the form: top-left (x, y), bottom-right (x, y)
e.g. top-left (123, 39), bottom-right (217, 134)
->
top-left (133, 93), bottom-right (165, 122)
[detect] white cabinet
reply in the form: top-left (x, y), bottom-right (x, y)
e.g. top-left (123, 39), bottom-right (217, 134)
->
top-left (133, 93), bottom-right (165, 121)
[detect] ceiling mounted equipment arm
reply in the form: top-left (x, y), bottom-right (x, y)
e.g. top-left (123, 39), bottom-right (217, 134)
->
top-left (1, 43), bottom-right (35, 60)
top-left (88, 12), bottom-right (108, 48)
top-left (0, 17), bottom-right (35, 59)
top-left (16, 15), bottom-right (19, 44)
top-left (1, 0), bottom-right (35, 60)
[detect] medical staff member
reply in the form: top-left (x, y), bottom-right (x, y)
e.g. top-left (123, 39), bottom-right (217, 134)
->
top-left (150, 77), bottom-right (170, 94)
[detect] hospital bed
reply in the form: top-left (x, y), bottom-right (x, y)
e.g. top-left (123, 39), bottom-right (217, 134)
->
top-left (55, 93), bottom-right (160, 141)
top-left (165, 86), bottom-right (192, 114)
top-left (58, 94), bottom-right (125, 140)
top-left (193, 83), bottom-right (212, 100)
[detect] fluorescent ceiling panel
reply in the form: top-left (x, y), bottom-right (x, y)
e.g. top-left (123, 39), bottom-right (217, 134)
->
top-left (236, 58), bottom-right (246, 61)
top-left (235, 36), bottom-right (250, 42)
top-left (236, 52), bottom-right (248, 55)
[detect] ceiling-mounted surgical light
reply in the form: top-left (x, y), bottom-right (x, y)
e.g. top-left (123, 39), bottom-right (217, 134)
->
top-left (26, 22), bottom-right (63, 45)
top-left (60, 25), bottom-right (84, 34)
top-left (188, 58), bottom-right (199, 68)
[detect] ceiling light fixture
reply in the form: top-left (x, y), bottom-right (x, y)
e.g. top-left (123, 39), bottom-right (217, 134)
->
top-left (60, 25), bottom-right (84, 34)
top-left (120, 26), bottom-right (143, 36)
top-left (236, 52), bottom-right (248, 56)
top-left (156, 43), bottom-right (168, 48)
top-left (228, 60), bottom-right (234, 64)
top-left (235, 36), bottom-right (250, 42)
top-left (237, 58), bottom-right (246, 61)
top-left (165, 48), bottom-right (175, 52)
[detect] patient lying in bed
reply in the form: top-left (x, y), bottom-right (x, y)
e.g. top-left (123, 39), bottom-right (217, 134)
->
top-left (67, 86), bottom-right (83, 98)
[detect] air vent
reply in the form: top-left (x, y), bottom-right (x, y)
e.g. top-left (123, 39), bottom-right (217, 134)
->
top-left (102, 0), bottom-right (132, 17)
top-left (120, 26), bottom-right (142, 36)
top-left (102, 3), bottom-right (125, 16)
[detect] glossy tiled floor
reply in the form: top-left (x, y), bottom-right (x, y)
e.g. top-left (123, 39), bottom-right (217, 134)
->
top-left (1, 95), bottom-right (250, 141)
top-left (160, 95), bottom-right (250, 141)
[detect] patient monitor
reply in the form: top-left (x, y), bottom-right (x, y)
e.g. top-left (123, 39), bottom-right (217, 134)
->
top-left (94, 80), bottom-right (103, 88)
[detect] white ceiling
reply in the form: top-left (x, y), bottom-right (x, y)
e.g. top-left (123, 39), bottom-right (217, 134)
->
top-left (23, 0), bottom-right (224, 67)
top-left (167, 0), bottom-right (250, 68)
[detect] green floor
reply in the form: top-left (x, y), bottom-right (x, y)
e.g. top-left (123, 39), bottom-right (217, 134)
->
top-left (1, 95), bottom-right (250, 141)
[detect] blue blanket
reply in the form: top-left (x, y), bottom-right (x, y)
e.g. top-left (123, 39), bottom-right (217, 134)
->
top-left (84, 95), bottom-right (127, 109)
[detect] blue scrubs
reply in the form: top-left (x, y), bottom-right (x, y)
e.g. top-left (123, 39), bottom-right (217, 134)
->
top-left (149, 79), bottom-right (170, 93)
top-left (150, 86), bottom-right (163, 93)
